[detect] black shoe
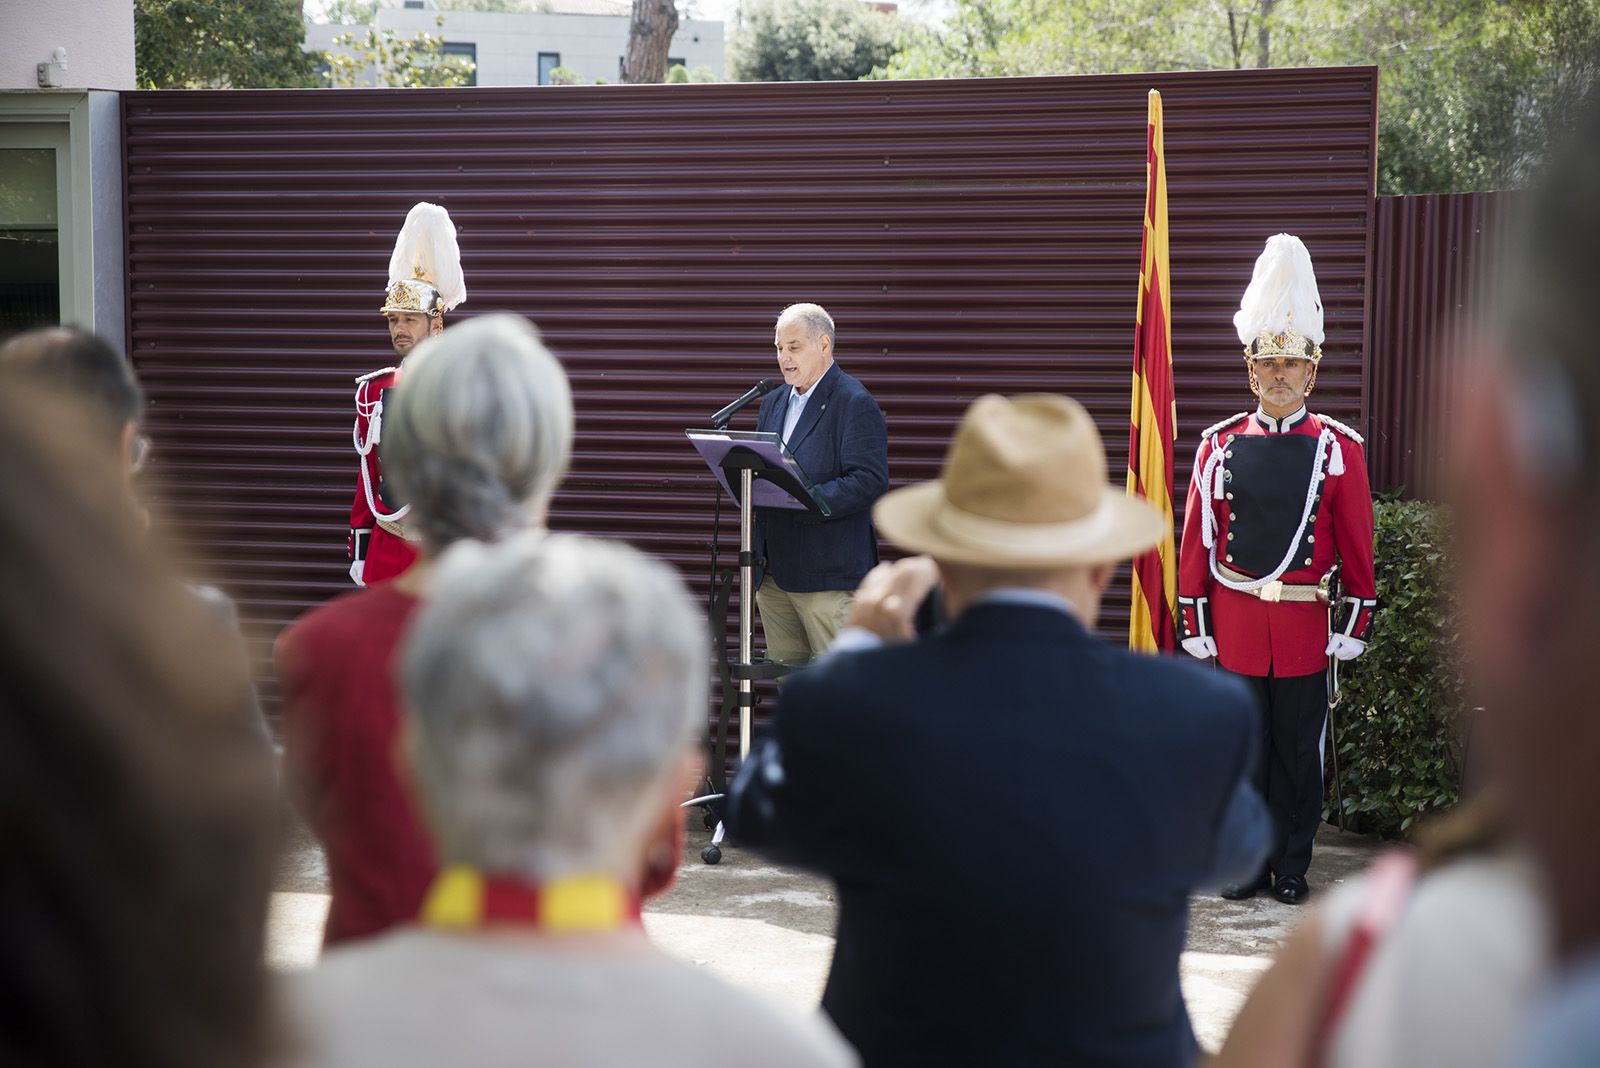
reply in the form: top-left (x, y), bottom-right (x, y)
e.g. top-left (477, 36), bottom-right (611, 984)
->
top-left (1273, 875), bottom-right (1310, 905)
top-left (1220, 873), bottom-right (1272, 900)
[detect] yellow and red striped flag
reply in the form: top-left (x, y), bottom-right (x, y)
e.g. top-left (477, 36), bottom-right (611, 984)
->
top-left (1127, 89), bottom-right (1178, 653)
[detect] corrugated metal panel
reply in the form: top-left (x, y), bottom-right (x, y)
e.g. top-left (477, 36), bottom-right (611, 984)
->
top-left (122, 68), bottom-right (1377, 727)
top-left (1369, 191), bottom-right (1518, 497)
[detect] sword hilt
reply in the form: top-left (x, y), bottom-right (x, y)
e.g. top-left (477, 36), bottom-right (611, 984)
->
top-left (1324, 565), bottom-right (1344, 708)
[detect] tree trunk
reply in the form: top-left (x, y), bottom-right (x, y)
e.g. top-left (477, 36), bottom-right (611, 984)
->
top-left (1256, 0), bottom-right (1277, 68)
top-left (621, 0), bottom-right (679, 84)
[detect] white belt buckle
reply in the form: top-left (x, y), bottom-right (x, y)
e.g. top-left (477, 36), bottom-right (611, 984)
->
top-left (1259, 580), bottom-right (1284, 603)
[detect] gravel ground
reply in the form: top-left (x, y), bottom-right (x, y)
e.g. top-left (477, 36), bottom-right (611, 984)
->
top-left (270, 814), bottom-right (1381, 1051)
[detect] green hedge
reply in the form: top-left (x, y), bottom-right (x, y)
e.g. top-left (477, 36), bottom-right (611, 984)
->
top-left (1325, 498), bottom-right (1466, 837)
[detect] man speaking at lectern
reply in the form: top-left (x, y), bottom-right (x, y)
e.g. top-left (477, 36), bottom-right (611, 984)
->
top-left (754, 303), bottom-right (889, 666)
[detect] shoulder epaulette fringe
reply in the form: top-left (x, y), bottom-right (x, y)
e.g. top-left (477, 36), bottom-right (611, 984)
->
top-left (1201, 413), bottom-right (1250, 441)
top-left (355, 366), bottom-right (398, 385)
top-left (1319, 414), bottom-right (1364, 445)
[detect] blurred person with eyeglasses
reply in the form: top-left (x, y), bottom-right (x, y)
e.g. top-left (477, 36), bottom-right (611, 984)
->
top-left (0, 377), bottom-right (279, 1068)
top-left (0, 326), bottom-right (270, 752)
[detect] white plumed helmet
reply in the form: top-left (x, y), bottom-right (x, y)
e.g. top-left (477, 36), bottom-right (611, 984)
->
top-left (1233, 233), bottom-right (1324, 361)
top-left (379, 202), bottom-right (467, 319)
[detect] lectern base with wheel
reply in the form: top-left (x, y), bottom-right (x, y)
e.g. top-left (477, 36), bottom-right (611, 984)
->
top-left (683, 429), bottom-right (828, 863)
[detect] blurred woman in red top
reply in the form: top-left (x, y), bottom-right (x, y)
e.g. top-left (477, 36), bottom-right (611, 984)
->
top-left (276, 314), bottom-right (574, 945)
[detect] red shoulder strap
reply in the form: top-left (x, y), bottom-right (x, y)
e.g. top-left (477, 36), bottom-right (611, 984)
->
top-left (1311, 850), bottom-right (1419, 1066)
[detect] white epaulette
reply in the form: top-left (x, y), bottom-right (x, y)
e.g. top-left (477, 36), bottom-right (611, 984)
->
top-left (1319, 414), bottom-right (1365, 445)
top-left (1200, 412), bottom-right (1250, 442)
top-left (355, 366), bottom-right (398, 385)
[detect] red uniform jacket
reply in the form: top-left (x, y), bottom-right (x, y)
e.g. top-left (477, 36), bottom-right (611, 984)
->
top-left (1177, 407), bottom-right (1376, 678)
top-left (350, 367), bottom-right (418, 585)
top-left (275, 583), bottom-right (436, 945)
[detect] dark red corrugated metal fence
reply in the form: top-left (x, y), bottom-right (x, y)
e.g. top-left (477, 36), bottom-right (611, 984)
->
top-left (1368, 191), bottom-right (1518, 498)
top-left (122, 68), bottom-right (1377, 724)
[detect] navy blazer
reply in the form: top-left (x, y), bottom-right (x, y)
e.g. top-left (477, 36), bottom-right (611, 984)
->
top-left (728, 604), bottom-right (1269, 1068)
top-left (754, 364), bottom-right (888, 593)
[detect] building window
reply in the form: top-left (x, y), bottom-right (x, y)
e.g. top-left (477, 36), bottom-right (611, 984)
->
top-left (617, 57), bottom-right (689, 78)
top-left (441, 42), bottom-right (477, 86)
top-left (538, 52), bottom-right (561, 85)
top-left (403, 0), bottom-right (424, 8)
top-left (0, 147), bottom-right (61, 337)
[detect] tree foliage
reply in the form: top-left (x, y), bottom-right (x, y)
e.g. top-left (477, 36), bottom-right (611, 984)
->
top-left (319, 0), bottom-right (379, 22)
top-left (1354, 0), bottom-right (1600, 194)
top-left (1326, 499), bottom-right (1465, 838)
top-left (135, 0), bottom-right (320, 88)
top-left (878, 0), bottom-right (1600, 195)
top-left (435, 0), bottom-right (533, 10)
top-left (731, 0), bottom-right (909, 83)
top-left (323, 19), bottom-right (477, 88)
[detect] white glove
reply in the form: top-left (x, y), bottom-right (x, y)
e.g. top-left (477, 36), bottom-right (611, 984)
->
top-left (1182, 636), bottom-right (1217, 660)
top-left (349, 559), bottom-right (367, 587)
top-left (1326, 634), bottom-right (1366, 661)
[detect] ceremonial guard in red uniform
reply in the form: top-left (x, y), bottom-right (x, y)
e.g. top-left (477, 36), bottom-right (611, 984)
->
top-left (1177, 234), bottom-right (1377, 905)
top-left (348, 203), bottom-right (467, 586)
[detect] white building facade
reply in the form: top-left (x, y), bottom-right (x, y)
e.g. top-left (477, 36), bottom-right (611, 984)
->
top-left (0, 0), bottom-right (132, 347)
top-left (305, 0), bottom-right (726, 86)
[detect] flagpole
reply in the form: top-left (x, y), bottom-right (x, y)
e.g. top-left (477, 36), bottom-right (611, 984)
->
top-left (1127, 89), bottom-right (1178, 652)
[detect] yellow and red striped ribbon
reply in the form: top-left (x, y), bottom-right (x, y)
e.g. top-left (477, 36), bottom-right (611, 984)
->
top-left (421, 866), bottom-right (641, 932)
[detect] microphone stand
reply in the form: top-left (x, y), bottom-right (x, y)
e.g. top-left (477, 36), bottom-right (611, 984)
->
top-left (693, 450), bottom-right (792, 864)
top-left (700, 473), bottom-right (731, 837)
top-left (686, 379), bottom-right (793, 863)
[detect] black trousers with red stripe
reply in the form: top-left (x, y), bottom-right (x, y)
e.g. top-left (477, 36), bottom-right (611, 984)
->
top-left (1228, 669), bottom-right (1328, 880)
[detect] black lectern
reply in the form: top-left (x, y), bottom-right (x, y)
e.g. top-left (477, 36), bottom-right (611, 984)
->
top-left (684, 428), bottom-right (828, 863)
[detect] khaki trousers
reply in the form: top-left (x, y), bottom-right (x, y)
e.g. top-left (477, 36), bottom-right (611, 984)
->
top-left (755, 579), bottom-right (854, 666)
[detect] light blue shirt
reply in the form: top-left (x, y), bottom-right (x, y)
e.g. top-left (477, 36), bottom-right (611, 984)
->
top-left (1515, 953), bottom-right (1600, 1067)
top-left (827, 587), bottom-right (1079, 657)
top-left (969, 588), bottom-right (1079, 616)
top-left (782, 382), bottom-right (818, 445)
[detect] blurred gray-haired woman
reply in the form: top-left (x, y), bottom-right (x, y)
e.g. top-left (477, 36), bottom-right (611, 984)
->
top-left (285, 532), bottom-right (856, 1068)
top-left (381, 313), bottom-right (573, 558)
top-left (275, 313), bottom-right (575, 947)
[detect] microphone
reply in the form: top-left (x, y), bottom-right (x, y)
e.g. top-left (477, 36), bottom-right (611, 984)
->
top-left (711, 378), bottom-right (779, 429)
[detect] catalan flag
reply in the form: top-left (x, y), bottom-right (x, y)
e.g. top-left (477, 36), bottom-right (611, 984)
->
top-left (1127, 89), bottom-right (1178, 653)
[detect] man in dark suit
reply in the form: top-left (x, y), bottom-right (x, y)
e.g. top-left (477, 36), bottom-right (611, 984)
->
top-left (754, 303), bottom-right (889, 665)
top-left (728, 394), bottom-right (1271, 1067)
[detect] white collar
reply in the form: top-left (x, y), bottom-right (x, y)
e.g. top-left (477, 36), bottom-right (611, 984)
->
top-left (1254, 405), bottom-right (1308, 433)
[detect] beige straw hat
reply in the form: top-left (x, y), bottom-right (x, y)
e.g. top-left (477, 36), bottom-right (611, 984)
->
top-left (873, 394), bottom-right (1167, 567)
